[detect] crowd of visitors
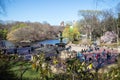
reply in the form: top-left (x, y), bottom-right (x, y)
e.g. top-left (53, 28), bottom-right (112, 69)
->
top-left (75, 45), bottom-right (118, 71)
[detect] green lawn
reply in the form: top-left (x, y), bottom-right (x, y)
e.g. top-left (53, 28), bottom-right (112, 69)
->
top-left (10, 61), bottom-right (41, 80)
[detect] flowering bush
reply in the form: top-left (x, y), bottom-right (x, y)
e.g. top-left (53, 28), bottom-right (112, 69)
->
top-left (101, 31), bottom-right (117, 43)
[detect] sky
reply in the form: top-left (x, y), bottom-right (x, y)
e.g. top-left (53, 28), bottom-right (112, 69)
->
top-left (0, 0), bottom-right (120, 25)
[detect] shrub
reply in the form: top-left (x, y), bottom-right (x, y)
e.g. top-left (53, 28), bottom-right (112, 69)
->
top-left (0, 53), bottom-right (18, 80)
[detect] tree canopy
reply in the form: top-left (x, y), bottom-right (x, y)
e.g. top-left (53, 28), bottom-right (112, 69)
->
top-left (63, 23), bottom-right (80, 41)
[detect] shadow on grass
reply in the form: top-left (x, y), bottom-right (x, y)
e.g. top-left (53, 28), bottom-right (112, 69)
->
top-left (0, 60), bottom-right (18, 80)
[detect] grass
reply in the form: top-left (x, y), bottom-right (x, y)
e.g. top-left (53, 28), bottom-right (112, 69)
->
top-left (100, 43), bottom-right (118, 48)
top-left (9, 61), bottom-right (41, 80)
top-left (72, 40), bottom-right (80, 44)
top-left (22, 69), bottom-right (40, 79)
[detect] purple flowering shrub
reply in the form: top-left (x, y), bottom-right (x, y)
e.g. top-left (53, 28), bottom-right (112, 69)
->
top-left (101, 31), bottom-right (117, 43)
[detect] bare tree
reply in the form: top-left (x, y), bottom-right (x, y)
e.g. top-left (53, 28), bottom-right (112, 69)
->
top-left (6, 21), bottom-right (62, 43)
top-left (78, 10), bottom-right (102, 40)
top-left (101, 10), bottom-right (116, 32)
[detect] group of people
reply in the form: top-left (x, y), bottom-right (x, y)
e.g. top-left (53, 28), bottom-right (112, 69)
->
top-left (76, 46), bottom-right (118, 71)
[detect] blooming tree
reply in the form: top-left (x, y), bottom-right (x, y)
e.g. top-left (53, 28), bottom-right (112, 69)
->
top-left (101, 31), bottom-right (117, 43)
